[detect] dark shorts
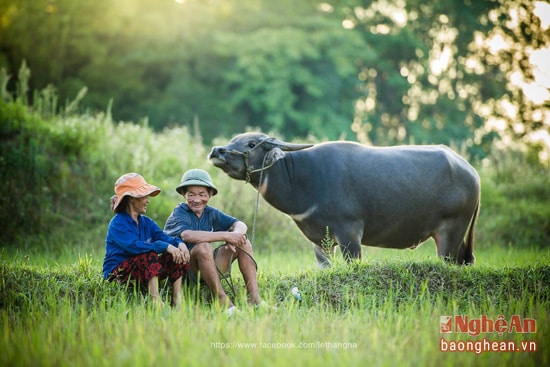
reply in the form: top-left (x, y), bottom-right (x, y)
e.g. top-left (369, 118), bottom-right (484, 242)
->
top-left (108, 251), bottom-right (189, 285)
top-left (185, 244), bottom-right (234, 284)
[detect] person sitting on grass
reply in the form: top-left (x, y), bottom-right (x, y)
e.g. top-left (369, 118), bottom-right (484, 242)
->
top-left (164, 169), bottom-right (264, 315)
top-left (102, 173), bottom-right (190, 308)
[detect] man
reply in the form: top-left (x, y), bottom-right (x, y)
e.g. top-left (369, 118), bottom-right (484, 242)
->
top-left (164, 169), bottom-right (261, 314)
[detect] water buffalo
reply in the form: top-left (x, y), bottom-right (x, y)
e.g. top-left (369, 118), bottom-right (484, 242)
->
top-left (208, 132), bottom-right (480, 267)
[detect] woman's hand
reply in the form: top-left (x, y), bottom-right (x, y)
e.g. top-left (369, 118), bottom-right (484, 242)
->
top-left (178, 243), bottom-right (190, 263)
top-left (167, 244), bottom-right (189, 264)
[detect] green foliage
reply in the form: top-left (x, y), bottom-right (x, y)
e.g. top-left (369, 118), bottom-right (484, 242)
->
top-left (0, 62), bottom-right (548, 256)
top-left (2, 0), bottom-right (546, 158)
top-left (0, 68), bottom-right (307, 250)
top-left (0, 0), bottom-right (369, 143)
top-left (273, 260), bottom-right (550, 313)
top-left (477, 149), bottom-right (550, 248)
top-left (342, 0), bottom-right (494, 156)
top-left (0, 99), bottom-right (64, 239)
top-left (0, 66), bottom-right (112, 241)
top-left (0, 255), bottom-right (119, 313)
top-left (215, 16), bottom-right (368, 140)
top-left (2, 254), bottom-right (549, 314)
top-left (320, 226), bottom-right (336, 259)
top-left (0, 44), bottom-right (548, 366)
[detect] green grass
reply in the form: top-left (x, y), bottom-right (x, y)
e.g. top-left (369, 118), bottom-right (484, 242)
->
top-left (1, 242), bottom-right (548, 367)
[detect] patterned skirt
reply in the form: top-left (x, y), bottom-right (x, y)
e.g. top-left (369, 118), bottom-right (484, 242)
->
top-left (108, 251), bottom-right (189, 284)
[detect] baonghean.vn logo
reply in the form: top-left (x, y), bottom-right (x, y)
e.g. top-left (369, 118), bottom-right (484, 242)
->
top-left (440, 315), bottom-right (536, 337)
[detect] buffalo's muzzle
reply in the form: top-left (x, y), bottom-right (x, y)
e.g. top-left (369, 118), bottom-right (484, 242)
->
top-left (208, 147), bottom-right (226, 165)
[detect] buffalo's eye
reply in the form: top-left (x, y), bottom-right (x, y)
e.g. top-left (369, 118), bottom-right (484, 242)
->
top-left (247, 142), bottom-right (256, 149)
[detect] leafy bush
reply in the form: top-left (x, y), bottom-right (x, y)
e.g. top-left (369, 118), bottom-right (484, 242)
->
top-left (0, 100), bottom-right (71, 239)
top-left (477, 149), bottom-right (550, 248)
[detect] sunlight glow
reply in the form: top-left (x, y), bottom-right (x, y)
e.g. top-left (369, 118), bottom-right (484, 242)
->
top-left (392, 9), bottom-right (407, 26)
top-left (354, 0), bottom-right (407, 28)
top-left (371, 24), bottom-right (390, 34)
top-left (509, 48), bottom-right (550, 106)
top-left (500, 98), bottom-right (518, 120)
top-left (342, 19), bottom-right (355, 29)
top-left (522, 84), bottom-right (550, 105)
top-left (487, 33), bottom-right (508, 55)
top-left (484, 3), bottom-right (550, 106)
top-left (534, 1), bottom-right (550, 30)
top-left (530, 48), bottom-right (550, 89)
top-left (529, 130), bottom-right (550, 161)
top-left (318, 3), bottom-right (334, 13)
top-left (430, 46), bottom-right (452, 76)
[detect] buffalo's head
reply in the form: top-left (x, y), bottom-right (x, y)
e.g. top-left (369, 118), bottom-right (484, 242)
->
top-left (208, 132), bottom-right (312, 182)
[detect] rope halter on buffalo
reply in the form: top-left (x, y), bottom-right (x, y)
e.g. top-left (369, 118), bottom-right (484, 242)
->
top-left (211, 141), bottom-right (273, 300)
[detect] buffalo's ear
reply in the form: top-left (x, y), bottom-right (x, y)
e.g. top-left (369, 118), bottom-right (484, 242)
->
top-left (265, 147), bottom-right (286, 166)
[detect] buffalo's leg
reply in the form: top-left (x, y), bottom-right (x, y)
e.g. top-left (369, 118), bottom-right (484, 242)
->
top-left (313, 243), bottom-right (333, 268)
top-left (338, 241), bottom-right (362, 262)
top-left (456, 239), bottom-right (475, 265)
top-left (434, 218), bottom-right (472, 265)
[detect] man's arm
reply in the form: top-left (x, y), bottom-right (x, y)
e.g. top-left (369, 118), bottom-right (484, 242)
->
top-left (180, 221), bottom-right (248, 248)
top-left (180, 230), bottom-right (229, 244)
top-left (229, 220), bottom-right (248, 236)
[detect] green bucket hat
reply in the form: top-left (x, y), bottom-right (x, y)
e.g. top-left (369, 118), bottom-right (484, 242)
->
top-left (176, 169), bottom-right (218, 196)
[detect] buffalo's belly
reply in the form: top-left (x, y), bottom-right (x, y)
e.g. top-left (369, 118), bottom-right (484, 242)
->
top-left (362, 223), bottom-right (434, 249)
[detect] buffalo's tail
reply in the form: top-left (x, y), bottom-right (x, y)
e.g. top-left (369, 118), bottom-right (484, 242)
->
top-left (463, 200), bottom-right (479, 265)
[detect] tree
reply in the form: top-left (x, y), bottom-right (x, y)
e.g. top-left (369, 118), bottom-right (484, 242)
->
top-left (212, 13), bottom-right (370, 140)
top-left (476, 0), bottom-right (550, 153)
top-left (331, 0), bottom-right (549, 160)
top-left (1, 0), bottom-right (547, 158)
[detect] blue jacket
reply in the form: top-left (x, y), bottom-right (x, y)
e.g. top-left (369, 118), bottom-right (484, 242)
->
top-left (103, 212), bottom-right (183, 279)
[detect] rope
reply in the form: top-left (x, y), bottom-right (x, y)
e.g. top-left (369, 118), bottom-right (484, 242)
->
top-left (213, 152), bottom-right (268, 300)
top-left (250, 152), bottom-right (269, 245)
top-left (213, 244), bottom-right (258, 301)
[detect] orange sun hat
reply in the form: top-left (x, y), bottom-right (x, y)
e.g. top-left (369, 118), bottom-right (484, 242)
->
top-left (110, 173), bottom-right (161, 212)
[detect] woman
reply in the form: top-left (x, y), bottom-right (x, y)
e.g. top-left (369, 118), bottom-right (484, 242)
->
top-left (103, 173), bottom-right (190, 308)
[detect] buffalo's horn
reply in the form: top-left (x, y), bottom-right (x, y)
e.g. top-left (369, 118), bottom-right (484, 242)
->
top-left (265, 137), bottom-right (313, 151)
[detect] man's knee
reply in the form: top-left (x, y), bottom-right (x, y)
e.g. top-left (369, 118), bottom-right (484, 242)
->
top-left (241, 240), bottom-right (254, 254)
top-left (191, 242), bottom-right (213, 261)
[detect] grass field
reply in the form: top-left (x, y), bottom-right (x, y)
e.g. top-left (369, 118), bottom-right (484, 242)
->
top-left (1, 240), bottom-right (548, 367)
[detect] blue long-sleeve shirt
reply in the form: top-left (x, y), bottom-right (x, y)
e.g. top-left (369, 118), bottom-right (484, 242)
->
top-left (103, 212), bottom-right (183, 279)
